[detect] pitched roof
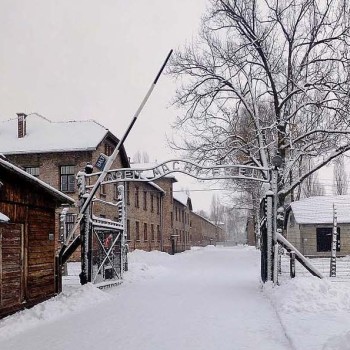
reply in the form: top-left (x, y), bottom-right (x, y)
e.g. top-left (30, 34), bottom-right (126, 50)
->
top-left (173, 192), bottom-right (190, 206)
top-left (0, 113), bottom-right (109, 154)
top-left (0, 157), bottom-right (74, 205)
top-left (290, 195), bottom-right (350, 224)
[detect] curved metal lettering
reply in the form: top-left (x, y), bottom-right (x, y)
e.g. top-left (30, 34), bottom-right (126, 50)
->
top-left (87, 159), bottom-right (270, 184)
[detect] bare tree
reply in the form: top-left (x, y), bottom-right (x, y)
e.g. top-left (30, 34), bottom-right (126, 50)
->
top-left (294, 156), bottom-right (325, 198)
top-left (197, 209), bottom-right (210, 219)
top-left (133, 151), bottom-right (150, 164)
top-left (210, 194), bottom-right (225, 225)
top-left (169, 0), bottom-right (350, 212)
top-left (333, 156), bottom-right (348, 195)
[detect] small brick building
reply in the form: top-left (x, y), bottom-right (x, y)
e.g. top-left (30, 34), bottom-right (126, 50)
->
top-left (0, 157), bottom-right (73, 318)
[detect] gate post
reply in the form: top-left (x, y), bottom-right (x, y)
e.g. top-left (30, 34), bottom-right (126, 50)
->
top-left (271, 167), bottom-right (278, 284)
top-left (77, 169), bottom-right (92, 285)
top-left (266, 189), bottom-right (274, 282)
top-left (271, 155), bottom-right (283, 285)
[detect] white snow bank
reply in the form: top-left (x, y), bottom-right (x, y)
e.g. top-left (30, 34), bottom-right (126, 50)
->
top-left (124, 249), bottom-right (176, 282)
top-left (265, 277), bottom-right (350, 313)
top-left (323, 331), bottom-right (350, 350)
top-left (0, 283), bottom-right (111, 341)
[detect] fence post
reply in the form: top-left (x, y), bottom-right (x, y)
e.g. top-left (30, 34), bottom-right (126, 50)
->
top-left (330, 203), bottom-right (337, 277)
top-left (290, 251), bottom-right (296, 278)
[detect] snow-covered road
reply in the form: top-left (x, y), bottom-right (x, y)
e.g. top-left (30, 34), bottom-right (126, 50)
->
top-left (0, 246), bottom-right (292, 350)
top-left (1, 246), bottom-right (350, 350)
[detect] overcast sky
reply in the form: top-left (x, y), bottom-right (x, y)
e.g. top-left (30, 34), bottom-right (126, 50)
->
top-left (0, 0), bottom-right (230, 213)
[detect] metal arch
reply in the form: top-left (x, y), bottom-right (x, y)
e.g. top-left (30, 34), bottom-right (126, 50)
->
top-left (85, 159), bottom-right (270, 185)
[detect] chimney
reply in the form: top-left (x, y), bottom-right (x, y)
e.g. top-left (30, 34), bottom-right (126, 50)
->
top-left (17, 113), bottom-right (27, 138)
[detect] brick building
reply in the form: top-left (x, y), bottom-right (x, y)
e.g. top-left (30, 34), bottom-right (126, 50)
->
top-left (172, 192), bottom-right (192, 253)
top-left (0, 113), bottom-right (129, 254)
top-left (190, 211), bottom-right (224, 246)
top-left (0, 113), bottom-right (225, 259)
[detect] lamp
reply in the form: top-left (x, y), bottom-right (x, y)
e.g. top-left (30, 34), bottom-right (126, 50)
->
top-left (271, 154), bottom-right (283, 168)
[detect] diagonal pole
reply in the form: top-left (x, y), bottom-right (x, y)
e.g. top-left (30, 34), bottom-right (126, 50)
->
top-left (59, 49), bottom-right (173, 258)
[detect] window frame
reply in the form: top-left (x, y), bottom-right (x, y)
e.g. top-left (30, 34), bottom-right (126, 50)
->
top-left (60, 165), bottom-right (75, 193)
top-left (316, 227), bottom-right (340, 252)
top-left (25, 166), bottom-right (40, 177)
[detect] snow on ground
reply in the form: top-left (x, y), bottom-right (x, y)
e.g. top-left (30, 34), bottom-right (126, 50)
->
top-left (0, 246), bottom-right (350, 349)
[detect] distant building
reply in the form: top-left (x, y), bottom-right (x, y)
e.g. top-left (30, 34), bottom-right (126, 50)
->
top-left (285, 195), bottom-right (350, 257)
top-left (190, 211), bottom-right (224, 246)
top-left (172, 192), bottom-right (192, 253)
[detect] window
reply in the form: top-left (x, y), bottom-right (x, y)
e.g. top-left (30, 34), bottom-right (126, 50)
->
top-left (157, 225), bottom-right (160, 242)
top-left (317, 227), bottom-right (340, 252)
top-left (61, 213), bottom-right (75, 241)
top-left (127, 219), bottom-right (130, 241)
top-left (143, 190), bottom-right (147, 210)
top-left (135, 186), bottom-right (139, 208)
top-left (104, 143), bottom-right (114, 156)
top-left (175, 207), bottom-right (178, 221)
top-left (151, 194), bottom-right (154, 212)
top-left (151, 224), bottom-right (155, 241)
top-left (144, 223), bottom-right (148, 241)
top-left (60, 165), bottom-right (75, 192)
top-left (136, 221), bottom-right (140, 241)
top-left (25, 166), bottom-right (39, 177)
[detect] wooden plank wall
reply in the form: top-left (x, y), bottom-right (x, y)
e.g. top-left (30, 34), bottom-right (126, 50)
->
top-left (27, 208), bottom-right (55, 300)
top-left (0, 170), bottom-right (58, 317)
top-left (0, 223), bottom-right (24, 310)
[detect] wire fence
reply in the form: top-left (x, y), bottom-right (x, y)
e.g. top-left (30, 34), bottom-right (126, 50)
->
top-left (278, 248), bottom-right (350, 283)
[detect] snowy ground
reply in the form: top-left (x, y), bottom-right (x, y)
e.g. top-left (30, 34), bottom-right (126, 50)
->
top-left (0, 246), bottom-right (350, 350)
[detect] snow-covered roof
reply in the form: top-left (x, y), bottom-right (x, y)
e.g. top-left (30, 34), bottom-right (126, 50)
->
top-left (0, 113), bottom-right (109, 154)
top-left (0, 212), bottom-right (10, 222)
top-left (291, 195), bottom-right (350, 224)
top-left (173, 192), bottom-right (190, 206)
top-left (192, 211), bottom-right (221, 228)
top-left (0, 158), bottom-right (74, 205)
